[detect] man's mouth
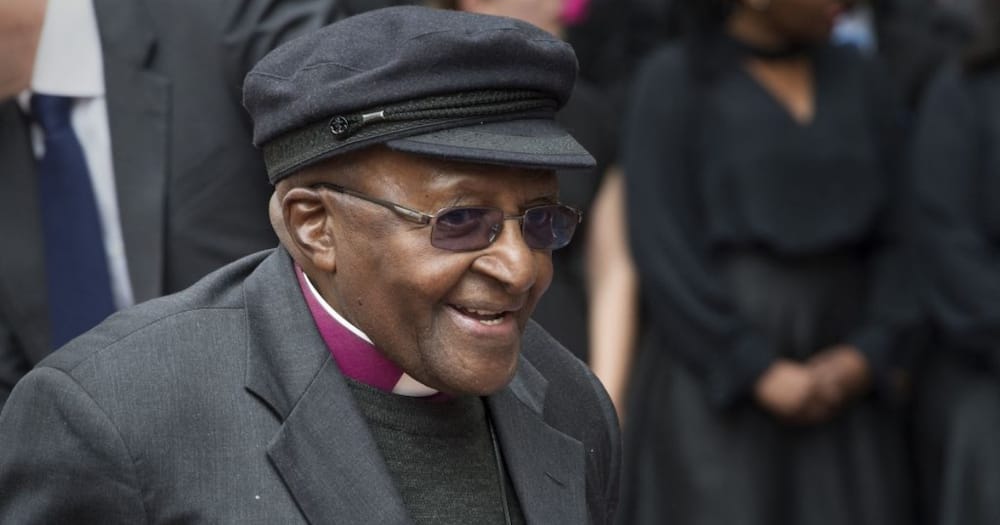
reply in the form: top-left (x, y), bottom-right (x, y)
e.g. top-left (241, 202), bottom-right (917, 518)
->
top-left (449, 304), bottom-right (509, 326)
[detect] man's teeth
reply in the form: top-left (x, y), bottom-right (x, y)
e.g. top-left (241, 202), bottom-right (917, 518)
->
top-left (455, 306), bottom-right (506, 324)
top-left (466, 308), bottom-right (500, 316)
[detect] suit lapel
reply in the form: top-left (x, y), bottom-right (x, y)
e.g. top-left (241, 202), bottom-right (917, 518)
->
top-left (0, 102), bottom-right (52, 359)
top-left (488, 355), bottom-right (588, 525)
top-left (242, 250), bottom-right (411, 524)
top-left (268, 358), bottom-right (413, 525)
top-left (93, 0), bottom-right (169, 302)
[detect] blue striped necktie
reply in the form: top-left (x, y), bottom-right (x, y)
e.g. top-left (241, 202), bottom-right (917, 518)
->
top-left (32, 94), bottom-right (116, 349)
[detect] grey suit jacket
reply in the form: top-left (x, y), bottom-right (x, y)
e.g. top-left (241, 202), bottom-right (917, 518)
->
top-left (0, 248), bottom-right (621, 524)
top-left (0, 0), bottom-right (344, 405)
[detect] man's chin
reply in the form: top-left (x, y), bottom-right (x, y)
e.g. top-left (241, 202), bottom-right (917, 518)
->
top-left (429, 357), bottom-right (520, 398)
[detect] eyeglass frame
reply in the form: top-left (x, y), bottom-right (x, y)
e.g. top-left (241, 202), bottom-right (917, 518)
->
top-left (310, 182), bottom-right (582, 251)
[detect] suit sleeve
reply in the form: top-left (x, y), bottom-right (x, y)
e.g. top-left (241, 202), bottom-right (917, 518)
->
top-left (622, 48), bottom-right (775, 409)
top-left (912, 65), bottom-right (1000, 367)
top-left (0, 367), bottom-right (146, 523)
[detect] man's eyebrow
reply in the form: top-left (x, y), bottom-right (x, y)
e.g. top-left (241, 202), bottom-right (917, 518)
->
top-left (525, 193), bottom-right (560, 206)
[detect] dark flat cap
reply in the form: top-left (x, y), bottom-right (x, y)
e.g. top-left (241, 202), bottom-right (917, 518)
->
top-left (243, 6), bottom-right (595, 183)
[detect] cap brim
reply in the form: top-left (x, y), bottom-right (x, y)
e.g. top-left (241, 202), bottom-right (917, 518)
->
top-left (385, 118), bottom-right (595, 171)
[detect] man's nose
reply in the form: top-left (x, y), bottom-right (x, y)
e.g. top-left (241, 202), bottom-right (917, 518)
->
top-left (475, 219), bottom-right (539, 294)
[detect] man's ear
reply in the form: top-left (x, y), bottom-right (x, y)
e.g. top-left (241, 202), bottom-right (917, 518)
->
top-left (279, 187), bottom-right (337, 273)
top-left (268, 192), bottom-right (292, 247)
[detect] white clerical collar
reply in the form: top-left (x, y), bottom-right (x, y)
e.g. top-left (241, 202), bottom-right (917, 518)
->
top-left (300, 266), bottom-right (375, 345)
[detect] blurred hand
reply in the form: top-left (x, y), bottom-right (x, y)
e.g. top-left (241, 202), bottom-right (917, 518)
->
top-left (807, 344), bottom-right (872, 410)
top-left (753, 359), bottom-right (832, 424)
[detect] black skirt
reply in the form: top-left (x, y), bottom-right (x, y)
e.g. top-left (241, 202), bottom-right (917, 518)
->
top-left (912, 348), bottom-right (1000, 525)
top-left (619, 251), bottom-right (912, 525)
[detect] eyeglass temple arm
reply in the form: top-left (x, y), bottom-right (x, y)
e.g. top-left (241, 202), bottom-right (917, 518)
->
top-left (311, 182), bottom-right (433, 225)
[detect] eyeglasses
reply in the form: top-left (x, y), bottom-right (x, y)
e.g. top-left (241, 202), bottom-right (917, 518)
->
top-left (312, 182), bottom-right (581, 252)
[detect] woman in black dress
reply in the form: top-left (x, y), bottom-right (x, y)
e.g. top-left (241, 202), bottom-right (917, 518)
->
top-left (910, 3), bottom-right (1000, 524)
top-left (614, 0), bottom-right (915, 523)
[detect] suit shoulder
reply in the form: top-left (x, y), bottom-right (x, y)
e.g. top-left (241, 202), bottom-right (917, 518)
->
top-left (521, 321), bottom-right (591, 388)
top-left (520, 322), bottom-right (621, 522)
top-left (520, 322), bottom-right (618, 430)
top-left (37, 251), bottom-right (271, 377)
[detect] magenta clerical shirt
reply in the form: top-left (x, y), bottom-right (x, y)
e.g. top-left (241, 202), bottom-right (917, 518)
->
top-left (295, 265), bottom-right (439, 397)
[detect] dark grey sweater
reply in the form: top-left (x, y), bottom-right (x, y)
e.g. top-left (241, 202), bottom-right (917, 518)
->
top-left (347, 380), bottom-right (525, 525)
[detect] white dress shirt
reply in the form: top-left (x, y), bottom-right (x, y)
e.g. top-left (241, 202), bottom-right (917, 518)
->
top-left (18, 0), bottom-right (134, 310)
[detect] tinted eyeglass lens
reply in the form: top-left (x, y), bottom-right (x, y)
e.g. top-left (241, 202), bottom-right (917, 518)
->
top-left (523, 205), bottom-right (578, 250)
top-left (429, 205), bottom-right (579, 251)
top-left (431, 207), bottom-right (503, 251)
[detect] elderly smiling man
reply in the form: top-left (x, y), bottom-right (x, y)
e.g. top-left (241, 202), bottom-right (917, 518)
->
top-left (0, 6), bottom-right (620, 524)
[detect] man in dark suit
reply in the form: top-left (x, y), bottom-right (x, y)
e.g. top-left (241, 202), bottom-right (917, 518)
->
top-left (0, 0), bottom-right (353, 407)
top-left (0, 7), bottom-right (621, 523)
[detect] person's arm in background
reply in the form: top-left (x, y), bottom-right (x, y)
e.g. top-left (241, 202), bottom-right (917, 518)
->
top-left (587, 167), bottom-right (638, 420)
top-left (622, 47), bottom-right (782, 412)
top-left (911, 64), bottom-right (1000, 370)
top-left (807, 52), bottom-right (913, 411)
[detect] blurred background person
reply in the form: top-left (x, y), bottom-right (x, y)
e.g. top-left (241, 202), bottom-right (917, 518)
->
top-left (0, 0), bottom-right (402, 408)
top-left (910, 1), bottom-right (1000, 523)
top-left (616, 0), bottom-right (917, 523)
top-left (426, 0), bottom-right (640, 414)
top-left (566, 0), bottom-right (968, 126)
top-left (825, 0), bottom-right (972, 112)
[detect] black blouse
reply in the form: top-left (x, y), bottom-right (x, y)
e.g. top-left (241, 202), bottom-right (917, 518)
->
top-left (623, 40), bottom-right (911, 407)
